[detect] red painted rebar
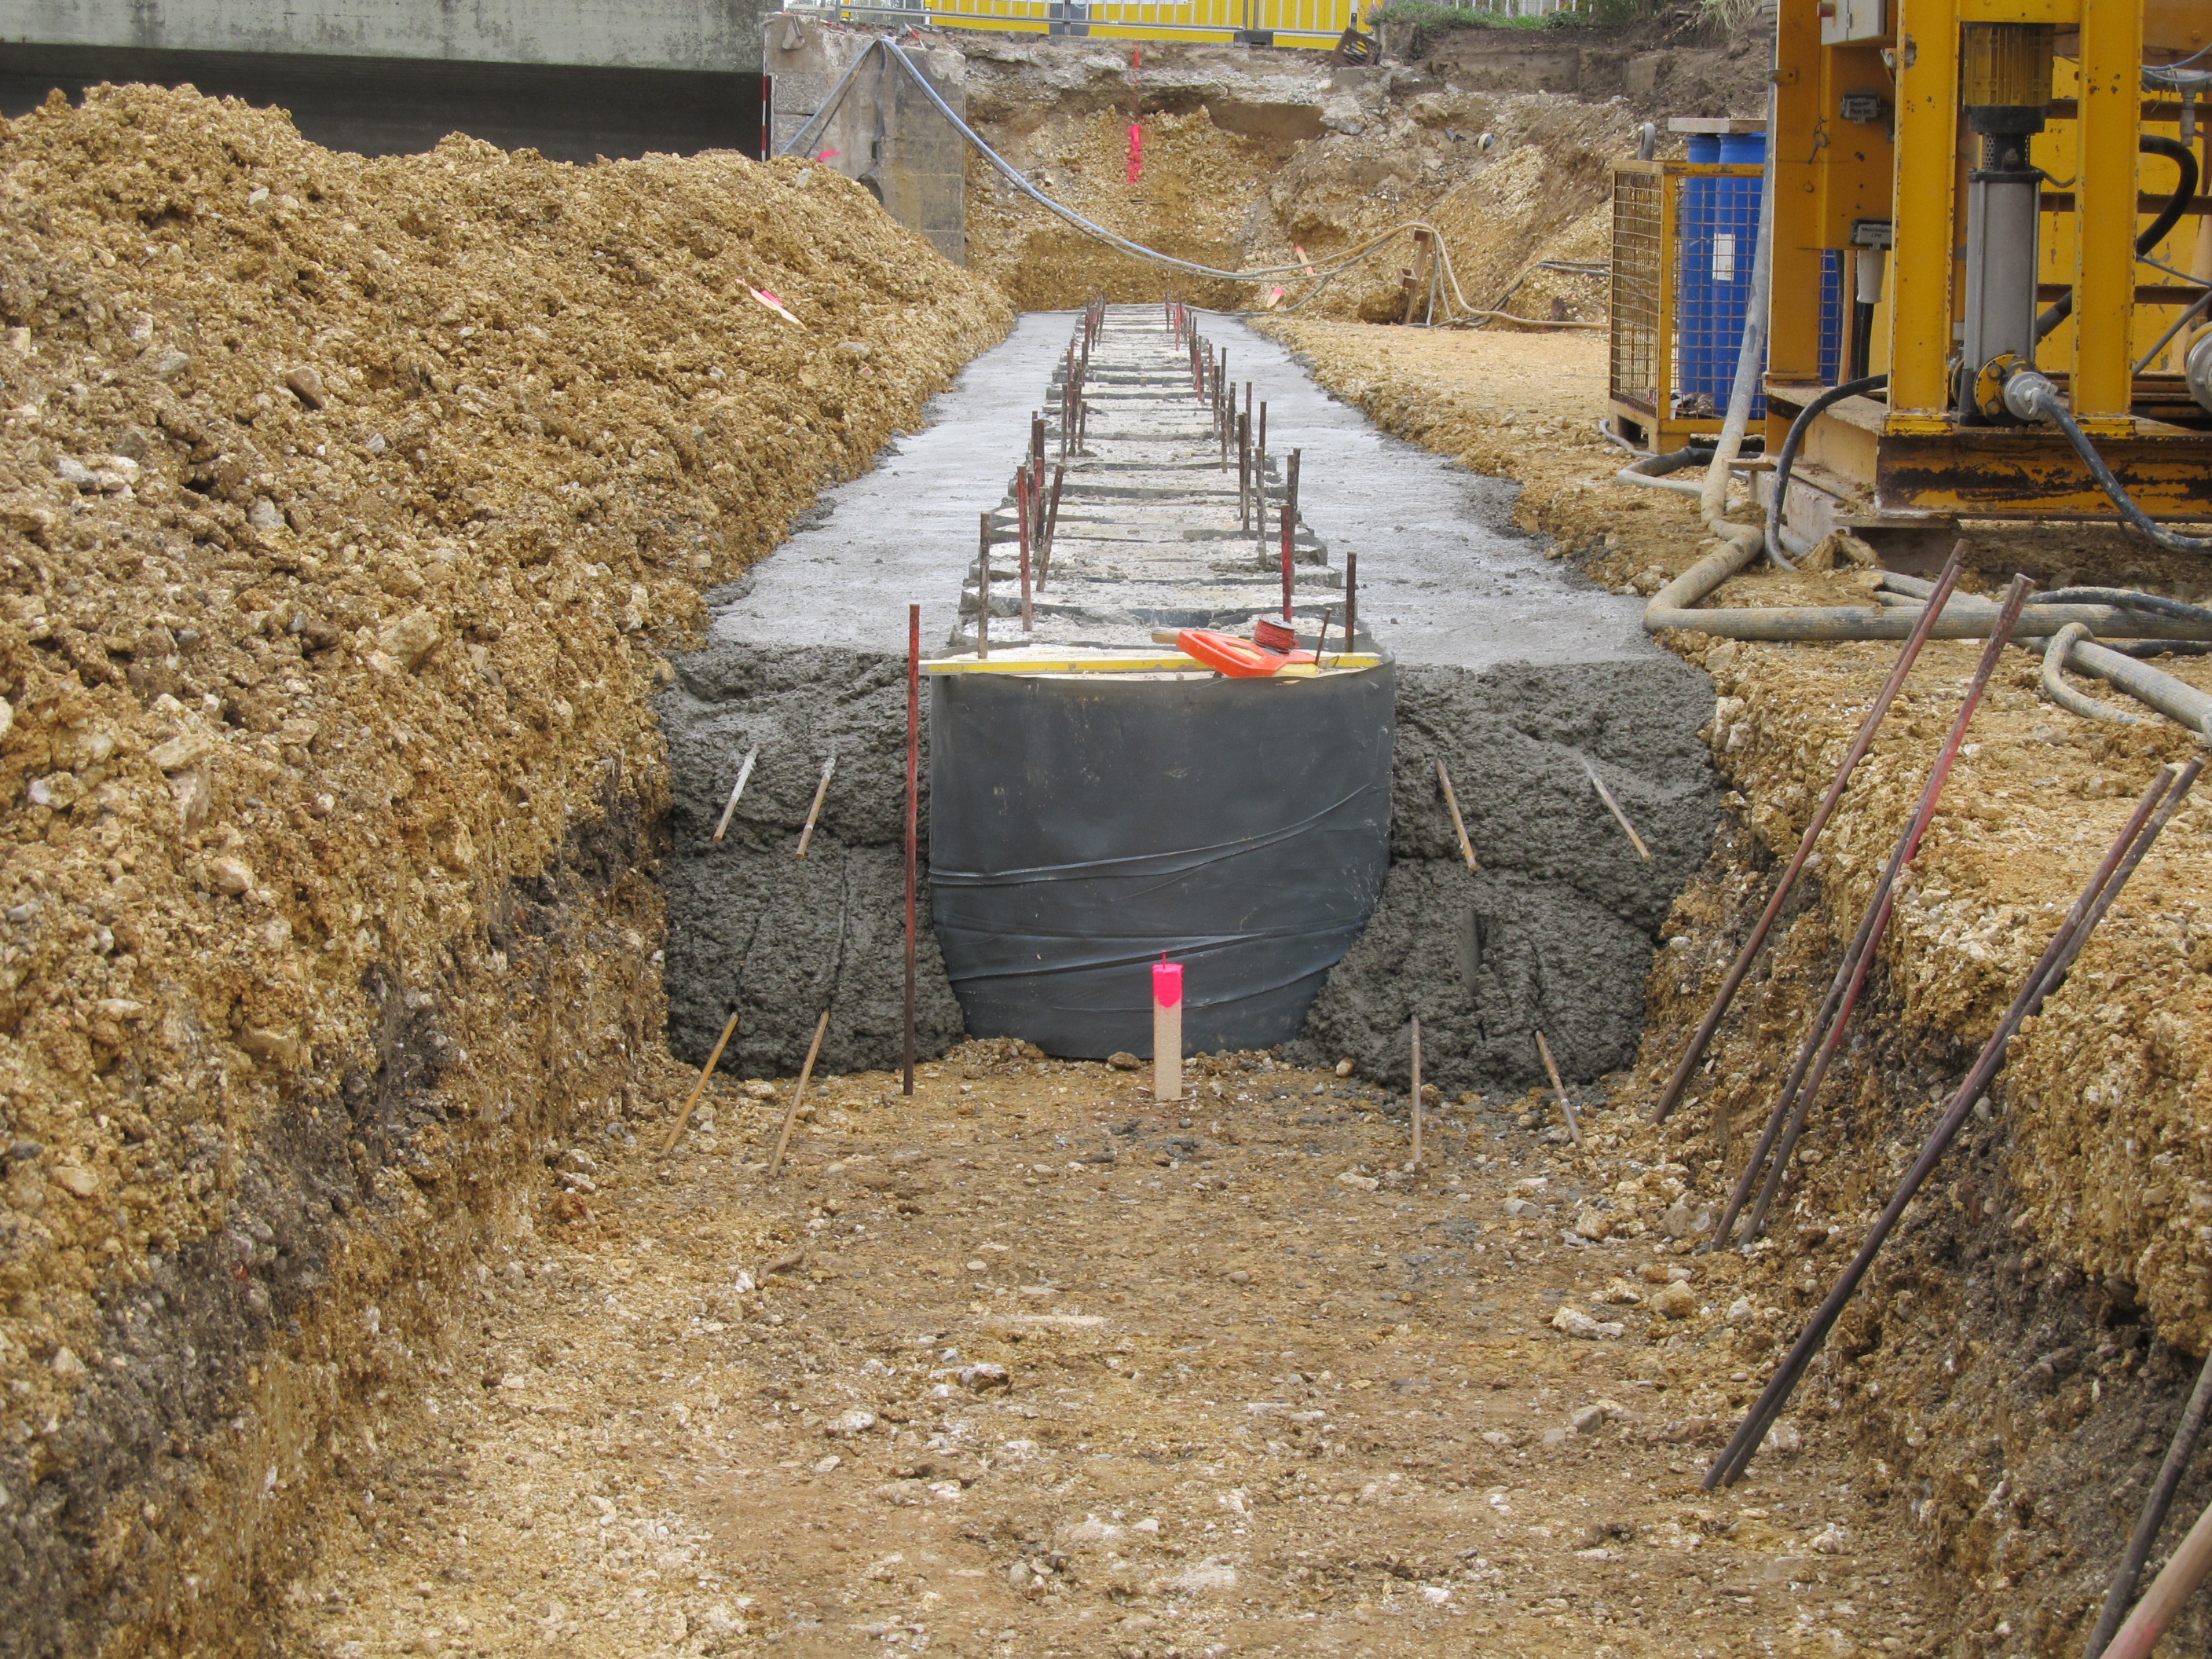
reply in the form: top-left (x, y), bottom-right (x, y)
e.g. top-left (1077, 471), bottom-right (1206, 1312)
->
top-left (1039, 462), bottom-right (1066, 589)
top-left (1719, 572), bottom-right (2032, 1250)
top-left (1016, 464), bottom-right (1034, 632)
top-left (1650, 541), bottom-right (1969, 1125)
top-left (902, 603), bottom-right (919, 1097)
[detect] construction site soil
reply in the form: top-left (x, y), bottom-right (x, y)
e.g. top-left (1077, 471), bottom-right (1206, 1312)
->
top-left (0, 85), bottom-right (1008, 1655)
top-left (956, 23), bottom-right (1767, 321)
top-left (3, 20), bottom-right (2205, 1659)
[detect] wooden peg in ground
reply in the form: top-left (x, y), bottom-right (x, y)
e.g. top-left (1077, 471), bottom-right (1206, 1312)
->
top-left (1435, 758), bottom-right (1481, 871)
top-left (1584, 760), bottom-right (1651, 862)
top-left (712, 748), bottom-right (759, 843)
top-left (767, 1007), bottom-right (833, 1177)
top-left (1534, 1029), bottom-right (1583, 1147)
top-left (663, 1009), bottom-right (740, 1152)
top-left (796, 752), bottom-right (837, 859)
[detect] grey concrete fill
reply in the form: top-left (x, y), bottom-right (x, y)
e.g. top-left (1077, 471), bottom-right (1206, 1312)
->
top-left (706, 309), bottom-right (1664, 675)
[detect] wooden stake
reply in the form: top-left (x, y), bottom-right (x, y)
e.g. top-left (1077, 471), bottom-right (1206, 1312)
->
top-left (1534, 1030), bottom-right (1583, 1147)
top-left (1584, 761), bottom-right (1651, 862)
top-left (1152, 960), bottom-right (1183, 1103)
top-left (767, 1007), bottom-right (832, 1177)
top-left (663, 1009), bottom-right (739, 1152)
top-left (712, 747), bottom-right (759, 843)
top-left (795, 752), bottom-right (836, 859)
top-left (1436, 757), bottom-right (1480, 871)
top-left (1408, 1015), bottom-right (1423, 1170)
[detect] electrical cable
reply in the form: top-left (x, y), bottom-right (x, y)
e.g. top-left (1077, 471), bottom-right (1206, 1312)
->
top-left (2037, 135), bottom-right (2199, 341)
top-left (1763, 374), bottom-right (1888, 569)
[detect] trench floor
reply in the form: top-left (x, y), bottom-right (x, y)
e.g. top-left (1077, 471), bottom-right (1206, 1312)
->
top-left (280, 1053), bottom-right (1940, 1658)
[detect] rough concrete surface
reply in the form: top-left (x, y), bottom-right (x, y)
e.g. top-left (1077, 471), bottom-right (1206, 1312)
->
top-left (658, 645), bottom-right (964, 1078)
top-left (1289, 658), bottom-right (1717, 1093)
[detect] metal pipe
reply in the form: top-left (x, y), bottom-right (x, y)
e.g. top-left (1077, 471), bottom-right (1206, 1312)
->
top-left (2098, 1485), bottom-right (2212, 1659)
top-left (1651, 544), bottom-right (1967, 1126)
top-left (1734, 577), bottom-right (2032, 1248)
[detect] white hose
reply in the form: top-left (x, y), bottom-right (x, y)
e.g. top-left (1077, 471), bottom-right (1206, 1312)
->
top-left (1697, 89), bottom-right (1778, 562)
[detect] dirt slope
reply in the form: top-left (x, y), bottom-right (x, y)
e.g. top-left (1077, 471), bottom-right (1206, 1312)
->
top-left (0, 83), bottom-right (1009, 1656)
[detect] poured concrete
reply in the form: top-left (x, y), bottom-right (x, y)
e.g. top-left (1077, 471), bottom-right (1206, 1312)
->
top-left (707, 309), bottom-right (1661, 672)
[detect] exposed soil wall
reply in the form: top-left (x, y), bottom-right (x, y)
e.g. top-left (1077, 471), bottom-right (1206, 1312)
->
top-left (0, 84), bottom-right (1009, 1655)
top-left (947, 24), bottom-right (1766, 320)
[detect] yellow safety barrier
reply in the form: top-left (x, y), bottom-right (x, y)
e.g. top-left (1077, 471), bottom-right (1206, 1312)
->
top-left (803, 0), bottom-right (1362, 48)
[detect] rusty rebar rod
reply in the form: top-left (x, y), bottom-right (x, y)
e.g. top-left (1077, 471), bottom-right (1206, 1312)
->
top-left (1711, 574), bottom-right (2031, 1251)
top-left (1650, 542), bottom-right (1968, 1124)
top-left (1707, 756), bottom-right (2200, 1488)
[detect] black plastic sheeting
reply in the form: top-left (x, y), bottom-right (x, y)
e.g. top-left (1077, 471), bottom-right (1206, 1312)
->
top-left (929, 665), bottom-right (1395, 1057)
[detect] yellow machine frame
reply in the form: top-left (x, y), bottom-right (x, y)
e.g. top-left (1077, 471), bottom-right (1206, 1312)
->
top-left (1765, 0), bottom-right (2212, 548)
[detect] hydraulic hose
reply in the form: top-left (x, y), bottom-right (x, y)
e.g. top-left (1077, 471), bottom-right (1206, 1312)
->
top-left (2042, 623), bottom-right (2141, 725)
top-left (2000, 370), bottom-right (2212, 554)
top-left (1762, 372), bottom-right (1888, 567)
top-left (2035, 134), bottom-right (2200, 341)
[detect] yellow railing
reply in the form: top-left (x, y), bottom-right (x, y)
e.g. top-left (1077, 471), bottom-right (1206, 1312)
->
top-left (797, 0), bottom-right (1364, 47)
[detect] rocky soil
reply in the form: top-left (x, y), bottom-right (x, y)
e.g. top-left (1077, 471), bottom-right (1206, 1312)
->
top-left (0, 83), bottom-right (1008, 1654)
top-left (954, 23), bottom-right (1766, 320)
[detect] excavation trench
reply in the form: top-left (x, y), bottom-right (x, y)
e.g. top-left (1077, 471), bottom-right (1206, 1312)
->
top-left (657, 307), bottom-right (1718, 1097)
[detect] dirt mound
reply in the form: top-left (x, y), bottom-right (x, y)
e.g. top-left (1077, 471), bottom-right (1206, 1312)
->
top-left (0, 82), bottom-right (1007, 1652)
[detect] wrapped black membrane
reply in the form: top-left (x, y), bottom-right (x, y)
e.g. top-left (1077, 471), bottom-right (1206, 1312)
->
top-left (929, 663), bottom-right (1395, 1057)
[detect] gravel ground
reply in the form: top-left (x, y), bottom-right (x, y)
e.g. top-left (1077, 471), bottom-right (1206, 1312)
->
top-left (278, 1042), bottom-right (1939, 1658)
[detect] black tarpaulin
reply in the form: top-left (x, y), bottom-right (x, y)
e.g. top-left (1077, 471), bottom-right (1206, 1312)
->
top-left (929, 664), bottom-right (1394, 1057)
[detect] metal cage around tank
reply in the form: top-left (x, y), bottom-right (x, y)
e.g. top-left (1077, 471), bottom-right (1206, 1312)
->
top-left (1608, 157), bottom-right (1841, 453)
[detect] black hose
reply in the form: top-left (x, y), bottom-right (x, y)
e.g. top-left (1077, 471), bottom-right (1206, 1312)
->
top-left (1763, 373), bottom-right (1889, 569)
top-left (2036, 135), bottom-right (2200, 341)
top-left (2016, 382), bottom-right (2212, 553)
top-left (1848, 298), bottom-right (1877, 383)
top-left (2034, 588), bottom-right (2212, 628)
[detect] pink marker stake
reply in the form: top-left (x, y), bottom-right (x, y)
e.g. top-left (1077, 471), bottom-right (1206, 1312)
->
top-left (1152, 960), bottom-right (1183, 1104)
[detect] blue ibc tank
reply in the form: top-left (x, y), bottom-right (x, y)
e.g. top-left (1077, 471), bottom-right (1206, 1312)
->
top-left (1679, 132), bottom-right (1767, 417)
